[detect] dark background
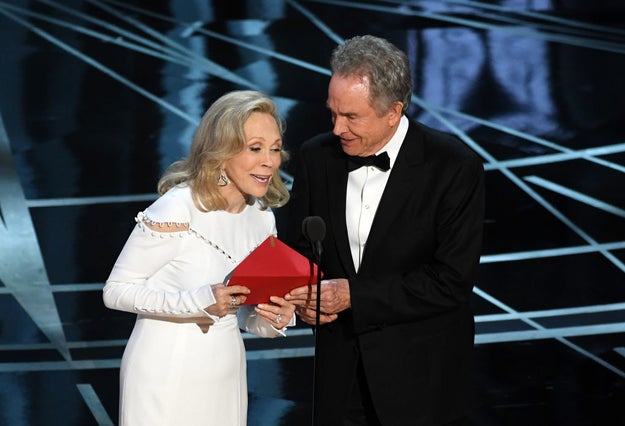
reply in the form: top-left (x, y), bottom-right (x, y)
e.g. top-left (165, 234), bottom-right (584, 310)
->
top-left (1, 1), bottom-right (625, 424)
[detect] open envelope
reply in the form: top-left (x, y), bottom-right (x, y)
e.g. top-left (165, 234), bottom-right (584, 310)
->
top-left (227, 235), bottom-right (320, 305)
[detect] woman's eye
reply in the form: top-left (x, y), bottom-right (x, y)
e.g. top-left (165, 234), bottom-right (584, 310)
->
top-left (271, 147), bottom-right (282, 152)
top-left (250, 147), bottom-right (261, 152)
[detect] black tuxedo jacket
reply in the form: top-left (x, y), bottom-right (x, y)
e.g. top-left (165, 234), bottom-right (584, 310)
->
top-left (285, 119), bottom-right (485, 426)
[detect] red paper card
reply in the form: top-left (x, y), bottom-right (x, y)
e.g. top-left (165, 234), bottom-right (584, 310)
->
top-left (227, 236), bottom-right (320, 305)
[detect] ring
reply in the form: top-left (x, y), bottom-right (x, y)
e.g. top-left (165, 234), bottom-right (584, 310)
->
top-left (230, 295), bottom-right (237, 307)
top-left (275, 314), bottom-right (282, 324)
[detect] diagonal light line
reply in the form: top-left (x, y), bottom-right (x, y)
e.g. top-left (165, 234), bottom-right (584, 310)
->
top-left (1, 299), bottom-right (624, 367)
top-left (524, 176), bottom-right (625, 218)
top-left (0, 329), bottom-right (313, 351)
top-left (437, 107), bottom-right (625, 174)
top-left (103, 0), bottom-right (343, 50)
top-left (287, 0), bottom-right (344, 45)
top-left (26, 193), bottom-right (159, 208)
top-left (474, 287), bottom-right (625, 378)
top-left (5, 298), bottom-right (625, 350)
top-left (414, 95), bottom-right (625, 274)
top-left (0, 1), bottom-right (240, 90)
top-left (3, 0), bottom-right (620, 382)
top-left (410, 94), bottom-right (625, 377)
top-left (37, 0), bottom-right (258, 90)
top-left (3, 310), bottom-right (625, 372)
top-left (83, 0), bottom-right (261, 90)
top-left (483, 144), bottom-right (625, 173)
top-left (0, 341), bottom-right (127, 351)
top-left (193, 27), bottom-right (331, 76)
top-left (5, 1), bottom-right (194, 66)
top-left (451, 10), bottom-right (623, 43)
top-left (480, 241), bottom-right (625, 263)
top-left (247, 347), bottom-right (315, 360)
top-left (447, 103), bottom-right (625, 377)
top-left (76, 384), bottom-right (114, 426)
top-left (495, 169), bottom-right (625, 273)
top-left (0, 5), bottom-right (198, 125)
top-left (390, 0), bottom-right (625, 41)
top-left (0, 2), bottom-right (294, 185)
top-left (0, 114), bottom-right (70, 361)
top-left (0, 283), bottom-right (105, 294)
top-left (304, 0), bottom-right (625, 54)
top-left (23, 0), bottom-right (620, 272)
top-left (92, 0), bottom-right (333, 76)
top-left (430, 0), bottom-right (625, 37)
top-left (284, 0), bottom-right (625, 377)
top-left (0, 359), bottom-right (121, 372)
top-left (475, 322), bottom-right (625, 345)
top-left (34, 0), bottom-right (194, 60)
top-left (477, 301), bottom-right (625, 322)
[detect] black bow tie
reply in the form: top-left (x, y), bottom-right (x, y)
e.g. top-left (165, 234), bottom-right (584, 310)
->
top-left (346, 152), bottom-right (390, 172)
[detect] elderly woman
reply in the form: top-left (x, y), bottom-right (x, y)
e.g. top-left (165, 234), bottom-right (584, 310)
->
top-left (103, 90), bottom-right (296, 426)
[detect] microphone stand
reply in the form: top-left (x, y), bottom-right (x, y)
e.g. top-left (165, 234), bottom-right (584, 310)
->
top-left (301, 215), bottom-right (325, 426)
top-left (311, 240), bottom-right (322, 426)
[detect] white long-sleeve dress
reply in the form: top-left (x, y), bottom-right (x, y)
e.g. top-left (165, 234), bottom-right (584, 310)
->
top-left (103, 184), bottom-right (289, 426)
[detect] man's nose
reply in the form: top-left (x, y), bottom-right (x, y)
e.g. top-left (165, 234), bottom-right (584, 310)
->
top-left (333, 116), bottom-right (347, 135)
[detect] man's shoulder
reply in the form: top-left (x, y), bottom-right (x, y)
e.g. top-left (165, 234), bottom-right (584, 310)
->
top-left (300, 131), bottom-right (342, 159)
top-left (302, 131), bottom-right (336, 149)
top-left (409, 120), bottom-right (480, 161)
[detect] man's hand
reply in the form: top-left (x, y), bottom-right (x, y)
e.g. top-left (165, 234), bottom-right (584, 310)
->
top-left (285, 279), bottom-right (350, 325)
top-left (294, 305), bottom-right (338, 325)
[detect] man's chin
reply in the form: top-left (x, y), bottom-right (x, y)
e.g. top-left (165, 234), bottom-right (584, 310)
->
top-left (340, 141), bottom-right (359, 155)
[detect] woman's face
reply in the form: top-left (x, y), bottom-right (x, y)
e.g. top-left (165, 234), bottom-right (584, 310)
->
top-left (222, 112), bottom-right (282, 211)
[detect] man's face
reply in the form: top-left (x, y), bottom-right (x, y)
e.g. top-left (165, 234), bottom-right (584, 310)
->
top-left (327, 74), bottom-right (401, 157)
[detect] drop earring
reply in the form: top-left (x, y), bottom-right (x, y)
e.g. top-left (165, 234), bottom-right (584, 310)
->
top-left (217, 172), bottom-right (230, 187)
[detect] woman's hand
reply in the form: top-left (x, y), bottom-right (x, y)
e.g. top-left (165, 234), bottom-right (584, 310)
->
top-left (205, 284), bottom-right (250, 317)
top-left (255, 296), bottom-right (296, 329)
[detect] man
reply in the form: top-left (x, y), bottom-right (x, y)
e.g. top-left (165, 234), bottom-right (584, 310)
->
top-left (285, 35), bottom-right (485, 426)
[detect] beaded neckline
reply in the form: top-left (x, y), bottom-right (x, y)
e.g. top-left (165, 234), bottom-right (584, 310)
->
top-left (135, 211), bottom-right (262, 264)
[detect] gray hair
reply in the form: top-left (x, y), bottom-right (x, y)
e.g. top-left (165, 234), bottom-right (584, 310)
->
top-left (331, 35), bottom-right (412, 114)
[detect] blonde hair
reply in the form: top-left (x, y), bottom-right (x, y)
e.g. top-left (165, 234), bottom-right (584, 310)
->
top-left (158, 90), bottom-right (290, 211)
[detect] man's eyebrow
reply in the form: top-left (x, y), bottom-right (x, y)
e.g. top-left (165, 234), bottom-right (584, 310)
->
top-left (326, 104), bottom-right (356, 117)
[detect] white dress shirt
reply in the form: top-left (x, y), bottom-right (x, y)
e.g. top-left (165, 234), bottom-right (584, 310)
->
top-left (346, 115), bottom-right (409, 271)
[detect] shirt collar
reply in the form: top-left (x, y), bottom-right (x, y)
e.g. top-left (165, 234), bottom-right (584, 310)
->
top-left (375, 115), bottom-right (408, 170)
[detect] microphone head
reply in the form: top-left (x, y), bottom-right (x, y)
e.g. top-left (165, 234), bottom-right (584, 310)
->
top-left (302, 216), bottom-right (326, 242)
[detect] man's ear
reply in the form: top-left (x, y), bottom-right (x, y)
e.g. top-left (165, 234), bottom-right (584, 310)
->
top-left (387, 101), bottom-right (404, 126)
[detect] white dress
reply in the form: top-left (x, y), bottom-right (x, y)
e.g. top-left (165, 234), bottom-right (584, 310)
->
top-left (103, 184), bottom-right (289, 426)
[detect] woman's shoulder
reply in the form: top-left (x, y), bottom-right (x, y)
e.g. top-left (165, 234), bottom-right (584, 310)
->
top-left (244, 200), bottom-right (277, 229)
top-left (144, 184), bottom-right (193, 224)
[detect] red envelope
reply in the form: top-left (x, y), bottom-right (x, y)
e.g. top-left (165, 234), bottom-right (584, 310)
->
top-left (227, 235), bottom-right (320, 305)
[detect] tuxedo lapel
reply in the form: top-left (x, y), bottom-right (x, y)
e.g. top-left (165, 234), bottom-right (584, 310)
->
top-left (359, 122), bottom-right (424, 270)
top-left (325, 152), bottom-right (359, 277)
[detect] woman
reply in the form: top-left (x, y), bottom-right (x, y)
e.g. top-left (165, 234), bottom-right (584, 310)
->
top-left (103, 90), bottom-right (296, 425)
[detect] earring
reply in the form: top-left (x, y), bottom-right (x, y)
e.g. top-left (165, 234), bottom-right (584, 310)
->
top-left (217, 172), bottom-right (230, 187)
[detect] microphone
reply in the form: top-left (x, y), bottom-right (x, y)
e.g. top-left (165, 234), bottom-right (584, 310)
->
top-left (302, 216), bottom-right (326, 260)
